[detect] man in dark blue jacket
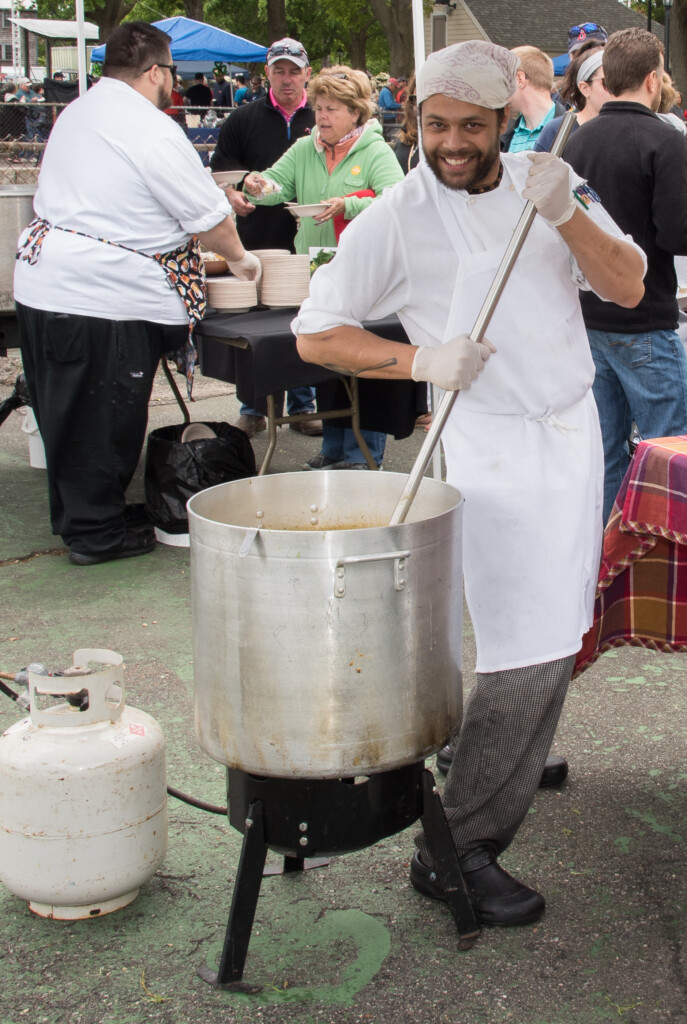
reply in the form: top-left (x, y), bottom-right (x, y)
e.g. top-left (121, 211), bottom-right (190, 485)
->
top-left (565, 27), bottom-right (687, 521)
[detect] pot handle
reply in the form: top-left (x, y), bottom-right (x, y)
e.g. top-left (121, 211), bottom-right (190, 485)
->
top-left (334, 550), bottom-right (411, 598)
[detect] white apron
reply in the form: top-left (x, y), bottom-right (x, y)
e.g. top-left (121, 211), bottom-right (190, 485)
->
top-left (425, 163), bottom-right (603, 673)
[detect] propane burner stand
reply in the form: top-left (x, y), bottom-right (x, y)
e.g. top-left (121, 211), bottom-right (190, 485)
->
top-left (198, 763), bottom-right (480, 990)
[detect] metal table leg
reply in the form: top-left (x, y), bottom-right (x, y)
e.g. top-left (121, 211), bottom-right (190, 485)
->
top-left (258, 394), bottom-right (279, 476)
top-left (256, 376), bottom-right (376, 475)
top-left (161, 360), bottom-right (190, 424)
top-left (344, 376), bottom-right (377, 471)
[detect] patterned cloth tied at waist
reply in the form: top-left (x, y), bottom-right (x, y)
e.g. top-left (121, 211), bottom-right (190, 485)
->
top-left (16, 217), bottom-right (206, 398)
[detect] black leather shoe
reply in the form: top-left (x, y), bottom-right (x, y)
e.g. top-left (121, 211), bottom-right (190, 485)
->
top-left (410, 848), bottom-right (545, 927)
top-left (435, 747), bottom-right (568, 788)
top-left (69, 529), bottom-right (156, 565)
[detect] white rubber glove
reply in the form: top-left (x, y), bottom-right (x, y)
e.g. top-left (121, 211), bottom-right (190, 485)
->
top-left (227, 251), bottom-right (262, 283)
top-left (411, 334), bottom-right (496, 391)
top-left (523, 151), bottom-right (576, 227)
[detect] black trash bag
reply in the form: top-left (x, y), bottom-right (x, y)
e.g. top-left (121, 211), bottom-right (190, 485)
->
top-left (0, 374), bottom-right (31, 428)
top-left (144, 422), bottom-right (256, 534)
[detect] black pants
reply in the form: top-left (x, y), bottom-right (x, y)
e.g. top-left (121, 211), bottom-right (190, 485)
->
top-left (16, 303), bottom-right (186, 555)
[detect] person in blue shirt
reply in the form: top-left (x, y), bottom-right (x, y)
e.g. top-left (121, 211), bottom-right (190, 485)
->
top-left (535, 43), bottom-right (608, 153)
top-left (502, 46), bottom-right (564, 152)
top-left (377, 77), bottom-right (400, 123)
top-left (233, 75), bottom-right (248, 105)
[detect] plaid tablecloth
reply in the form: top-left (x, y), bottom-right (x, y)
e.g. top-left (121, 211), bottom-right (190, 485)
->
top-left (574, 436), bottom-right (687, 677)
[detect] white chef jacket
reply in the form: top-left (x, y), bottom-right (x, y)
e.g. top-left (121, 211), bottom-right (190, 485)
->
top-left (14, 77), bottom-right (231, 324)
top-left (294, 156), bottom-right (646, 672)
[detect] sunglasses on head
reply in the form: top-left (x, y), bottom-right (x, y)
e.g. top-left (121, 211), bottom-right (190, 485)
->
top-left (330, 72), bottom-right (350, 80)
top-left (570, 23), bottom-right (603, 37)
top-left (268, 44), bottom-right (307, 60)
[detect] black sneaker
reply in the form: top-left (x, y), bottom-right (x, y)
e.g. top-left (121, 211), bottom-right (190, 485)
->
top-left (69, 529), bottom-right (156, 566)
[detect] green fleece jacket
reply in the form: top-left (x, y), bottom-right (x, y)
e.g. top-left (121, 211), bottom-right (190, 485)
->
top-left (244, 119), bottom-right (404, 253)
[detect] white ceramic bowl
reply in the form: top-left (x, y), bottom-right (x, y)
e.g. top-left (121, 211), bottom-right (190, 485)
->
top-left (181, 423), bottom-right (218, 443)
top-left (286, 202), bottom-right (330, 219)
top-left (211, 170), bottom-right (248, 187)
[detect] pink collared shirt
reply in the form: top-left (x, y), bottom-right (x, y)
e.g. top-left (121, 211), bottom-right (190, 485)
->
top-left (269, 87), bottom-right (308, 125)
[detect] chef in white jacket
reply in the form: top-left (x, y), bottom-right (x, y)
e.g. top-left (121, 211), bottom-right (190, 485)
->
top-left (294, 41), bottom-right (646, 928)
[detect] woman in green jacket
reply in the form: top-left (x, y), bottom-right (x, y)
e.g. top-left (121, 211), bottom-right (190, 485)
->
top-left (243, 66), bottom-right (404, 470)
top-left (243, 66), bottom-right (404, 253)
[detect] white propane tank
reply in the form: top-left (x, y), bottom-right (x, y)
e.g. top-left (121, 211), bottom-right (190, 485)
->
top-left (0, 649), bottom-right (168, 919)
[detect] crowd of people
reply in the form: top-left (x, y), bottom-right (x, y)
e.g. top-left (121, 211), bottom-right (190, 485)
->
top-left (157, 64), bottom-right (412, 127)
top-left (9, 14), bottom-right (687, 936)
top-left (0, 77), bottom-right (53, 163)
top-left (0, 57), bottom-right (414, 164)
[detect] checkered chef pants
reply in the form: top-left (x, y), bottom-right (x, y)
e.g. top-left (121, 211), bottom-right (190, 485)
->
top-left (417, 654), bottom-right (575, 862)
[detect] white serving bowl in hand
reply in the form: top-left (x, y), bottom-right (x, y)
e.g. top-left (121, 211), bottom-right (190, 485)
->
top-left (286, 202), bottom-right (331, 219)
top-left (211, 170), bottom-right (248, 187)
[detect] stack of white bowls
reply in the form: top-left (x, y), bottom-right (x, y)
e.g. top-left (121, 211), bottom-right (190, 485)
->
top-left (249, 249), bottom-right (289, 303)
top-left (206, 276), bottom-right (257, 313)
top-left (257, 254), bottom-right (311, 308)
top-left (250, 249), bottom-right (291, 259)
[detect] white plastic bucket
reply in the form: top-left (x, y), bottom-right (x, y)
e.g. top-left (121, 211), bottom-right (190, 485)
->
top-left (20, 408), bottom-right (46, 469)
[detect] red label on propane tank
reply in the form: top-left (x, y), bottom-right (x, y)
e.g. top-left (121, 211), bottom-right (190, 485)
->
top-left (129, 723), bottom-right (145, 736)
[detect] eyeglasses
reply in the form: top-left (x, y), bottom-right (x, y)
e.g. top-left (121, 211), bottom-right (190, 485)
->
top-left (409, 94), bottom-right (417, 103)
top-left (267, 44), bottom-right (307, 60)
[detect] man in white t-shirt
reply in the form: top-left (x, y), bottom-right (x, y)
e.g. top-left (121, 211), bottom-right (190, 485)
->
top-left (14, 21), bottom-right (260, 566)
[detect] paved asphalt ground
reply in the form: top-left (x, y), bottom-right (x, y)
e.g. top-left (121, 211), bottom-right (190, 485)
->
top-left (1, 354), bottom-right (687, 1024)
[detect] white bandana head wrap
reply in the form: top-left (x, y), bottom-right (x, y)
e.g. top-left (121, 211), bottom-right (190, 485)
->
top-left (416, 40), bottom-right (520, 109)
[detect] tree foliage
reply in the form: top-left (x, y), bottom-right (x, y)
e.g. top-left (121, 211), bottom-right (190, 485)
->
top-left (37, 0), bottom-right (426, 68)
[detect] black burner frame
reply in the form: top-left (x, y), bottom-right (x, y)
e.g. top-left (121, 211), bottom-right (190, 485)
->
top-left (198, 761), bottom-right (480, 990)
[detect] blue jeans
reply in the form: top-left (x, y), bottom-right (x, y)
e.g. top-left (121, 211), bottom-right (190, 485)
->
top-left (320, 425), bottom-right (386, 467)
top-left (240, 385), bottom-right (315, 418)
top-left (21, 122), bottom-right (47, 162)
top-left (588, 328), bottom-right (687, 521)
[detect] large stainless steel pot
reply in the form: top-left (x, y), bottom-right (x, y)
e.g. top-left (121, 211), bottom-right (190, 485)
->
top-left (189, 471), bottom-right (463, 779)
top-left (0, 184), bottom-right (36, 313)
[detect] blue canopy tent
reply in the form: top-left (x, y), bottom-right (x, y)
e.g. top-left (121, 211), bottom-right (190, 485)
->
top-left (90, 16), bottom-right (268, 70)
top-left (552, 53), bottom-right (570, 75)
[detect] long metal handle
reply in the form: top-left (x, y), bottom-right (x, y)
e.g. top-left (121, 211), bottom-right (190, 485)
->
top-left (389, 110), bottom-right (578, 527)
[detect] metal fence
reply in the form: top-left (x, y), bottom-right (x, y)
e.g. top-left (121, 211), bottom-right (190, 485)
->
top-left (0, 102), bottom-right (223, 186)
top-left (0, 100), bottom-right (395, 186)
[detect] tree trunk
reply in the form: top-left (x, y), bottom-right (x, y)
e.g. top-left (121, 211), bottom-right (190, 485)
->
top-left (86, 0), bottom-right (138, 42)
top-left (671, 0), bottom-right (687, 97)
top-left (184, 0), bottom-right (205, 23)
top-left (368, 0), bottom-right (414, 76)
top-left (266, 0), bottom-right (287, 43)
top-left (348, 24), bottom-right (371, 70)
